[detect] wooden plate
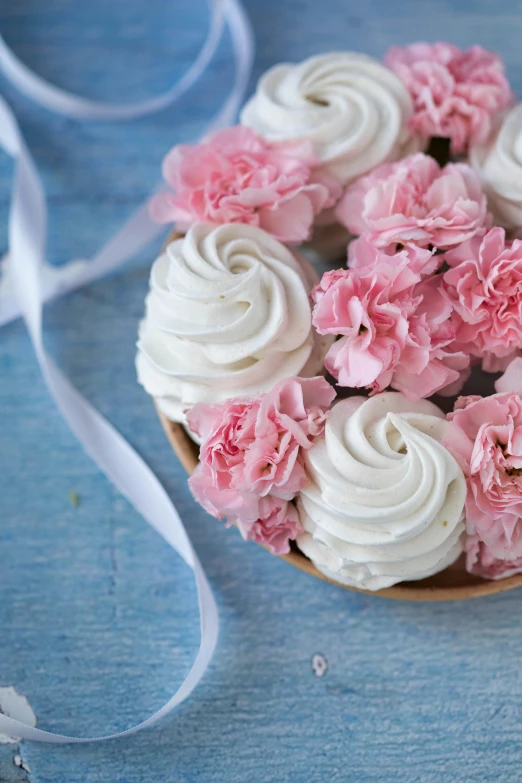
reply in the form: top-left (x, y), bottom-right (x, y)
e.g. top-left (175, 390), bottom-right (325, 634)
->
top-left (157, 408), bottom-right (522, 601)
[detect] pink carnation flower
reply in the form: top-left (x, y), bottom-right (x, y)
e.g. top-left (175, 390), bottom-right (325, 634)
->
top-left (149, 126), bottom-right (341, 244)
top-left (445, 392), bottom-right (522, 566)
top-left (336, 153), bottom-right (488, 251)
top-left (442, 227), bottom-right (522, 371)
top-left (348, 235), bottom-right (439, 277)
top-left (465, 535), bottom-right (522, 581)
top-left (238, 496), bottom-right (303, 556)
top-left (186, 376), bottom-right (336, 554)
top-left (385, 42), bottom-right (513, 155)
top-left (311, 244), bottom-right (469, 400)
top-left (188, 398), bottom-right (261, 523)
top-left (392, 275), bottom-right (470, 399)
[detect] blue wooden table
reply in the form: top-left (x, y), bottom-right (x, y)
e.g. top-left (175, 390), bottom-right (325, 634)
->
top-left (1, 1), bottom-right (522, 781)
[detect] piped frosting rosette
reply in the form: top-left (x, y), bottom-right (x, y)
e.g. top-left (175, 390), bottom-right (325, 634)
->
top-left (470, 104), bottom-right (522, 231)
top-left (136, 222), bottom-right (330, 424)
top-left (240, 52), bottom-right (420, 185)
top-left (296, 393), bottom-right (466, 590)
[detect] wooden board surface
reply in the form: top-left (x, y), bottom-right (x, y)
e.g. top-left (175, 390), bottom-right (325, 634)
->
top-left (2, 1), bottom-right (522, 781)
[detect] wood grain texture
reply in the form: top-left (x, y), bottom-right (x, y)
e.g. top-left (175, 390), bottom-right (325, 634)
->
top-left (2, 2), bottom-right (522, 782)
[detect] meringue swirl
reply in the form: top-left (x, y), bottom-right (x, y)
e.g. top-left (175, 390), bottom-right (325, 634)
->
top-left (136, 222), bottom-right (328, 423)
top-left (240, 52), bottom-right (419, 185)
top-left (296, 393), bottom-right (466, 590)
top-left (470, 104), bottom-right (522, 230)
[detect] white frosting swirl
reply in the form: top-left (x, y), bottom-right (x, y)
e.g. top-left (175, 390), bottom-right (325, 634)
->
top-left (296, 393), bottom-right (466, 591)
top-left (470, 104), bottom-right (522, 230)
top-left (240, 52), bottom-right (419, 185)
top-left (136, 222), bottom-right (329, 423)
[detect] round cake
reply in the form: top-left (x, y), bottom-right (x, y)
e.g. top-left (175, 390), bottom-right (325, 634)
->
top-left (137, 43), bottom-right (522, 594)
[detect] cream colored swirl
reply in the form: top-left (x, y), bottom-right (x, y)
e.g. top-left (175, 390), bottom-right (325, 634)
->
top-left (470, 104), bottom-right (522, 230)
top-left (296, 393), bottom-right (466, 591)
top-left (136, 222), bottom-right (329, 424)
top-left (240, 52), bottom-right (420, 185)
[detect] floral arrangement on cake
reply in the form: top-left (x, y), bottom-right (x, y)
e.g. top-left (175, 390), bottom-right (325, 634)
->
top-left (136, 42), bottom-right (522, 591)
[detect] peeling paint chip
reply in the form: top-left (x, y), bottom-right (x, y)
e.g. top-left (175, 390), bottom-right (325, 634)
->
top-left (0, 687), bottom-right (36, 744)
top-left (311, 653), bottom-right (328, 677)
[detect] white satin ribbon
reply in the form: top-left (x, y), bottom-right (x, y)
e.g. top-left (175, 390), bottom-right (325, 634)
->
top-left (0, 0), bottom-right (254, 742)
top-left (0, 0), bottom-right (254, 327)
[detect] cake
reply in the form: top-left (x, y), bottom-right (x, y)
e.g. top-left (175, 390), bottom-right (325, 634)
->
top-left (137, 42), bottom-right (522, 592)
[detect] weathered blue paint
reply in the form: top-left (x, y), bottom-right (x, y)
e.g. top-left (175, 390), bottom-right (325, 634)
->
top-left (1, 1), bottom-right (522, 781)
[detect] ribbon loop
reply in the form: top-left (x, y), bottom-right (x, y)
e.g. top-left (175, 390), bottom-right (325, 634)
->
top-left (0, 0), bottom-right (254, 742)
top-left (0, 2), bottom-right (225, 121)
